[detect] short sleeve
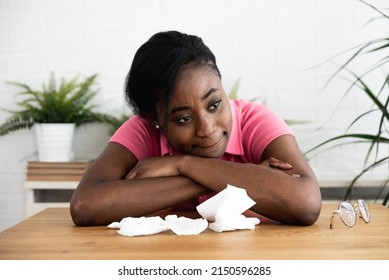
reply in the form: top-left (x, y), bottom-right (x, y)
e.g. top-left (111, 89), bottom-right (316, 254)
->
top-left (239, 100), bottom-right (294, 163)
top-left (108, 116), bottom-right (161, 160)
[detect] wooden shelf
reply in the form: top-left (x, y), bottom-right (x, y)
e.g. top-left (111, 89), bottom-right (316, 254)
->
top-left (24, 161), bottom-right (91, 217)
top-left (24, 181), bottom-right (79, 218)
top-left (25, 181), bottom-right (79, 190)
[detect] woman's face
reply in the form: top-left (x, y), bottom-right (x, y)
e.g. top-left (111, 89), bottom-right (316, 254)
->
top-left (162, 65), bottom-right (232, 158)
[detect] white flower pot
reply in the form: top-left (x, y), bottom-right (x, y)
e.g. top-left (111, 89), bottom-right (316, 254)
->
top-left (34, 123), bottom-right (75, 162)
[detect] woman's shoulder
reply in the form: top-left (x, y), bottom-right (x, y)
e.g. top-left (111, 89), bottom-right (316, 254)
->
top-left (231, 98), bottom-right (291, 135)
top-left (109, 115), bottom-right (161, 158)
top-left (118, 115), bottom-right (156, 133)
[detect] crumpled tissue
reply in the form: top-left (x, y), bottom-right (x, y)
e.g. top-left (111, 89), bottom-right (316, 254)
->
top-left (165, 215), bottom-right (208, 235)
top-left (107, 215), bottom-right (208, 237)
top-left (108, 184), bottom-right (259, 236)
top-left (208, 215), bottom-right (260, 232)
top-left (196, 184), bottom-right (260, 232)
top-left (108, 216), bottom-right (169, 236)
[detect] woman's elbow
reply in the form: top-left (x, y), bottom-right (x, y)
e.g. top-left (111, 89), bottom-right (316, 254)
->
top-left (296, 189), bottom-right (322, 226)
top-left (70, 195), bottom-right (94, 227)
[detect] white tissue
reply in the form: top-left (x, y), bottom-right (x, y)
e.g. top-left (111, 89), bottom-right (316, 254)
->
top-left (165, 215), bottom-right (208, 235)
top-left (196, 184), bottom-right (260, 232)
top-left (209, 215), bottom-right (260, 232)
top-left (108, 215), bottom-right (208, 237)
top-left (108, 216), bottom-right (169, 237)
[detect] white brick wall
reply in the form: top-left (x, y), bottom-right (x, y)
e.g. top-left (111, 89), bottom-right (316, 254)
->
top-left (0, 0), bottom-right (387, 231)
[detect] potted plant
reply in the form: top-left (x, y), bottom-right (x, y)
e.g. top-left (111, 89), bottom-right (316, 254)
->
top-left (304, 0), bottom-right (389, 206)
top-left (0, 72), bottom-right (114, 162)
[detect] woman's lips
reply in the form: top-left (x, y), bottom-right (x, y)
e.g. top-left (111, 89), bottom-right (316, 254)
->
top-left (194, 137), bottom-right (223, 150)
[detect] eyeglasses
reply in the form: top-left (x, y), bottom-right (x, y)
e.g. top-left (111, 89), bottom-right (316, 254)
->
top-left (330, 199), bottom-right (371, 229)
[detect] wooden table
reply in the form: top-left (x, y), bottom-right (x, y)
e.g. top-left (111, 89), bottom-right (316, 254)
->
top-left (0, 204), bottom-right (388, 260)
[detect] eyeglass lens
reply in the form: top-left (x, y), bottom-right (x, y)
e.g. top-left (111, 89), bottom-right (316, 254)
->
top-left (339, 202), bottom-right (357, 226)
top-left (357, 199), bottom-right (371, 223)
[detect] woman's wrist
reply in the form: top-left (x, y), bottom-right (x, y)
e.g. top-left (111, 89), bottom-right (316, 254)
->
top-left (176, 154), bottom-right (193, 177)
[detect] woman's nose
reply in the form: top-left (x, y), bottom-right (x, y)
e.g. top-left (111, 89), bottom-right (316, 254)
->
top-left (195, 115), bottom-right (216, 138)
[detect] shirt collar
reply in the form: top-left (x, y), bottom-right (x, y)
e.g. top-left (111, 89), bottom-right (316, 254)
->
top-left (160, 98), bottom-right (243, 156)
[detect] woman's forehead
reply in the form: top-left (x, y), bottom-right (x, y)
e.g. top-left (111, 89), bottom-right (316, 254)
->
top-left (172, 67), bottom-right (222, 103)
top-left (156, 64), bottom-right (222, 123)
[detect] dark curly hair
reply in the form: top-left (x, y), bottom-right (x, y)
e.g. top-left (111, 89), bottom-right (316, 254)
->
top-left (124, 30), bottom-right (221, 125)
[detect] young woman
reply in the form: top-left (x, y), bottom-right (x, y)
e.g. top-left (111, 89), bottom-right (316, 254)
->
top-left (70, 31), bottom-right (322, 227)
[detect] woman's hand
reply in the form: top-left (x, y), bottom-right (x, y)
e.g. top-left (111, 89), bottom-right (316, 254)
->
top-left (259, 157), bottom-right (300, 177)
top-left (126, 155), bottom-right (300, 180)
top-left (126, 156), bottom-right (182, 179)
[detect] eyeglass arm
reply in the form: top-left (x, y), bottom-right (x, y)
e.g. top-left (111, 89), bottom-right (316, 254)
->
top-left (329, 211), bottom-right (340, 229)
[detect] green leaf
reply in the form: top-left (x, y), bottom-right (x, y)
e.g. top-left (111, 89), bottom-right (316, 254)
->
top-left (344, 156), bottom-right (389, 202)
top-left (304, 133), bottom-right (389, 155)
top-left (0, 116), bottom-right (34, 136)
top-left (0, 73), bottom-right (119, 135)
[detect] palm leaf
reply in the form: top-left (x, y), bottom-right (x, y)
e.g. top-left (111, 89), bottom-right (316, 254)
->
top-left (306, 1), bottom-right (389, 206)
top-left (305, 133), bottom-right (389, 155)
top-left (344, 156), bottom-right (389, 202)
top-left (359, 0), bottom-right (389, 20)
top-left (352, 74), bottom-right (389, 120)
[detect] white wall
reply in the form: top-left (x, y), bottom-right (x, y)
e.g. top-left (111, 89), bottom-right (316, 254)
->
top-left (0, 0), bottom-right (387, 231)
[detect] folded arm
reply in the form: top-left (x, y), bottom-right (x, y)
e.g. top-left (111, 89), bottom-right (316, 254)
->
top-left (126, 134), bottom-right (322, 225)
top-left (71, 135), bottom-right (321, 226)
top-left (70, 143), bottom-right (208, 226)
top-left (181, 135), bottom-right (322, 225)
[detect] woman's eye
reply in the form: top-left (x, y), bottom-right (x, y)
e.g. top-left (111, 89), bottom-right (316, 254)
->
top-left (209, 99), bottom-right (221, 111)
top-left (176, 115), bottom-right (192, 125)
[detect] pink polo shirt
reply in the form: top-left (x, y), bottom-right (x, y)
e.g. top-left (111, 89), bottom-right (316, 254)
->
top-left (109, 98), bottom-right (294, 209)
